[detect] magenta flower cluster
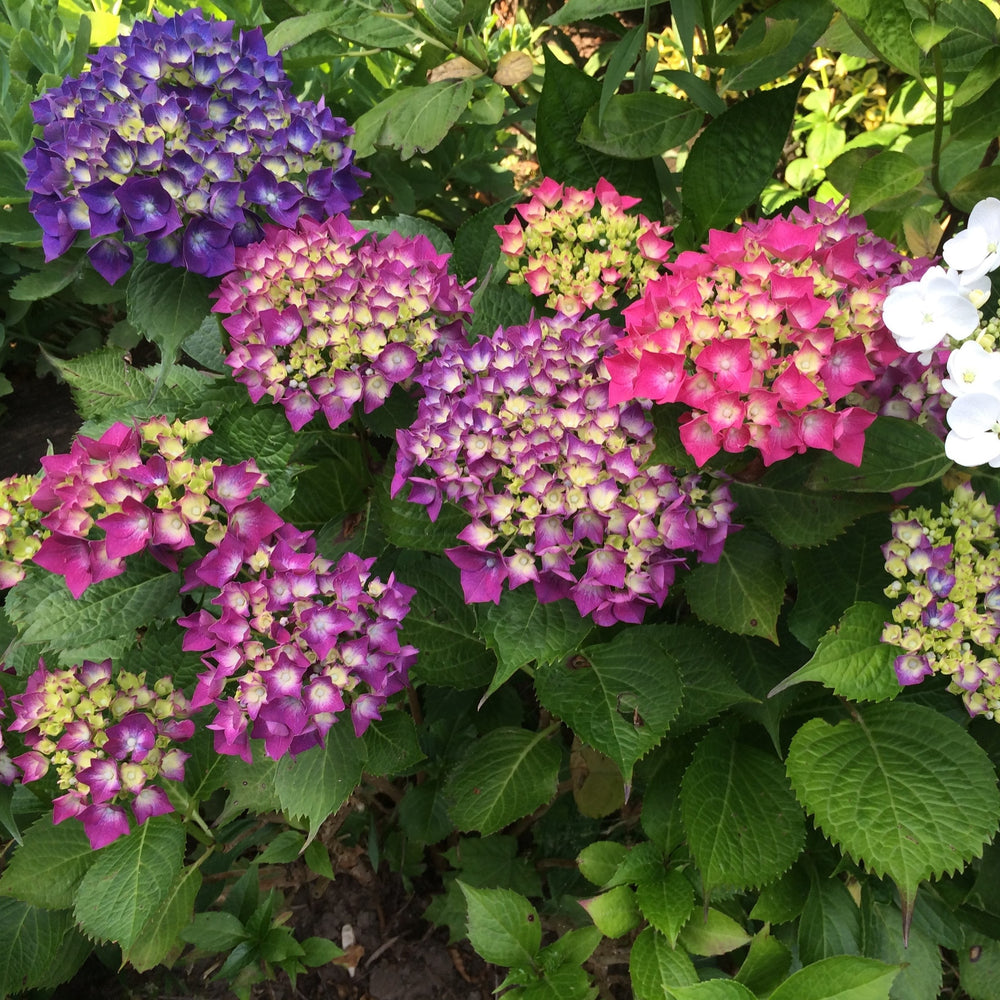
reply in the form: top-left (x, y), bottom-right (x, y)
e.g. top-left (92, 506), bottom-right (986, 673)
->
top-left (495, 177), bottom-right (672, 316)
top-left (7, 659), bottom-right (193, 849)
top-left (605, 200), bottom-right (930, 467)
top-left (180, 537), bottom-right (417, 760)
top-left (393, 313), bottom-right (737, 625)
top-left (23, 9), bottom-right (363, 282)
top-left (212, 215), bottom-right (473, 431)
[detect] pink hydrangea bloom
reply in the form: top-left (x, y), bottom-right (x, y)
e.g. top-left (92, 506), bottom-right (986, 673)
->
top-left (605, 200), bottom-right (933, 467)
top-left (212, 215), bottom-right (473, 431)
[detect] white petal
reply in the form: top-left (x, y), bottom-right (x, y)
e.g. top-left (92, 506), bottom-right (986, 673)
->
top-left (946, 391), bottom-right (1000, 435)
top-left (946, 430), bottom-right (1000, 468)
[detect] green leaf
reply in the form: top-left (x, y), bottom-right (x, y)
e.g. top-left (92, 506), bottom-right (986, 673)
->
top-left (0, 816), bottom-right (97, 910)
top-left (579, 93), bottom-right (701, 159)
top-left (257, 830), bottom-right (306, 864)
top-left (362, 711), bottom-right (425, 777)
top-left (9, 254), bottom-right (82, 301)
top-left (375, 475), bottom-right (470, 554)
top-left (265, 11), bottom-right (340, 51)
top-left (0, 899), bottom-right (81, 996)
top-left (807, 417), bottom-right (950, 493)
top-left (730, 458), bottom-right (887, 548)
top-left (274, 721), bottom-right (367, 837)
top-left (666, 982), bottom-right (758, 1000)
top-left (786, 703), bottom-right (1000, 916)
top-left (47, 347), bottom-right (154, 421)
top-left (959, 939), bottom-right (1000, 1000)
top-left (789, 514), bottom-right (893, 650)
top-left (361, 213), bottom-right (454, 254)
top-left (534, 626), bottom-right (684, 784)
top-left (735, 929), bottom-right (793, 997)
top-left (124, 863), bottom-right (203, 972)
top-left (949, 80), bottom-right (1000, 146)
top-left (298, 0), bottom-right (420, 48)
top-left (180, 910), bottom-right (250, 952)
top-left (846, 150), bottom-right (925, 215)
top-left (950, 166), bottom-right (1000, 214)
top-left (681, 727), bottom-right (805, 894)
top-left (4, 560), bottom-right (180, 669)
top-left (749, 863), bottom-right (811, 924)
top-left (581, 885), bottom-right (641, 938)
top-left (635, 869), bottom-right (696, 947)
top-left (679, 79), bottom-right (802, 242)
top-left (73, 816), bottom-right (186, 950)
top-left (126, 261), bottom-right (215, 365)
top-left (209, 401), bottom-right (298, 492)
top-left (578, 842), bottom-right (629, 886)
top-left (630, 927), bottom-right (699, 1000)
top-left (770, 602), bottom-right (899, 703)
top-left (849, 0), bottom-right (922, 77)
top-left (863, 898), bottom-right (942, 1000)
top-left (445, 726), bottom-right (561, 836)
top-left (459, 883), bottom-right (541, 967)
top-left (395, 555), bottom-right (495, 691)
top-left (768, 955), bottom-right (900, 1000)
top-left (798, 875), bottom-right (862, 965)
top-left (351, 79), bottom-right (477, 160)
top-left (481, 586), bottom-right (593, 695)
top-left (540, 925), bottom-right (603, 970)
top-left (443, 835), bottom-right (543, 899)
top-left (678, 908), bottom-right (752, 956)
top-left (684, 529), bottom-right (785, 642)
top-left (545, 0), bottom-right (658, 26)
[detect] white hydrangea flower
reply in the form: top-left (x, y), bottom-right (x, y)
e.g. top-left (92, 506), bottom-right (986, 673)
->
top-left (883, 265), bottom-right (981, 353)
top-left (943, 197), bottom-right (1000, 282)
top-left (945, 391), bottom-right (1000, 467)
top-left (942, 340), bottom-right (1000, 398)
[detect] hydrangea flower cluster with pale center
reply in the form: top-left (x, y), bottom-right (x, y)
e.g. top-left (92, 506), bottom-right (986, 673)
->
top-left (882, 198), bottom-right (1000, 468)
top-left (23, 8), bottom-right (363, 282)
top-left (882, 484), bottom-right (1000, 721)
top-left (180, 538), bottom-right (416, 759)
top-left (7, 659), bottom-right (193, 849)
top-left (0, 474), bottom-right (48, 589)
top-left (392, 313), bottom-right (737, 626)
top-left (603, 200), bottom-right (928, 467)
top-left (495, 177), bottom-right (672, 316)
top-left (212, 215), bottom-right (474, 431)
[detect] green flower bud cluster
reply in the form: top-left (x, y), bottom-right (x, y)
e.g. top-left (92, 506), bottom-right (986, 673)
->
top-left (0, 474), bottom-right (48, 589)
top-left (881, 483), bottom-right (1000, 718)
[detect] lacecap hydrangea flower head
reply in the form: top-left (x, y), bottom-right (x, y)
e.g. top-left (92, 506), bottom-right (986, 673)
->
top-left (212, 215), bottom-right (474, 431)
top-left (881, 197), bottom-right (1000, 468)
top-left (392, 312), bottom-right (737, 626)
top-left (6, 659), bottom-right (193, 849)
top-left (882, 483), bottom-right (1000, 722)
top-left (604, 200), bottom-right (930, 468)
top-left (495, 177), bottom-right (672, 316)
top-left (24, 8), bottom-right (363, 282)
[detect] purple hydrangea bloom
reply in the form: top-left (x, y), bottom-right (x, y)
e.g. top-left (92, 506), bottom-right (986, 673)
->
top-left (24, 9), bottom-right (364, 281)
top-left (393, 313), bottom-right (739, 626)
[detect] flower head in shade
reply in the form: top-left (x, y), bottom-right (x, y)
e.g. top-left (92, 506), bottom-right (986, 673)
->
top-left (496, 177), bottom-right (672, 316)
top-left (7, 659), bottom-right (193, 849)
top-left (23, 9), bottom-right (363, 281)
top-left (604, 199), bottom-right (930, 468)
top-left (212, 215), bottom-right (474, 430)
top-left (179, 530), bottom-right (417, 759)
top-left (392, 312), bottom-right (738, 626)
top-left (0, 474), bottom-right (48, 590)
top-left (881, 484), bottom-right (1000, 721)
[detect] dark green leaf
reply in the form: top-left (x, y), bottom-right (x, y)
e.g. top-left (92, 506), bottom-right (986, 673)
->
top-left (0, 816), bottom-right (96, 910)
top-left (0, 900), bottom-right (81, 995)
top-left (846, 150), bottom-right (925, 215)
top-left (798, 875), bottom-right (862, 965)
top-left (580, 93), bottom-right (701, 159)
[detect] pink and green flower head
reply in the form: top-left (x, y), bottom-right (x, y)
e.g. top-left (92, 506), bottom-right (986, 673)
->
top-left (605, 199), bottom-right (933, 468)
top-left (212, 215), bottom-right (474, 431)
top-left (496, 177), bottom-right (672, 316)
top-left (393, 312), bottom-right (738, 625)
top-left (0, 474), bottom-right (48, 590)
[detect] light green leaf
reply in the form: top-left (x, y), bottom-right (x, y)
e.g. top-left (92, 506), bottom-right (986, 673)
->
top-left (0, 816), bottom-right (96, 910)
top-left (730, 458), bottom-right (886, 548)
top-left (667, 982), bottom-right (758, 1000)
top-left (846, 150), bottom-right (924, 214)
top-left (786, 703), bottom-right (1000, 914)
top-left (445, 727), bottom-right (561, 836)
top-left (351, 79), bottom-right (476, 160)
top-left (679, 79), bottom-right (802, 242)
top-left (770, 602), bottom-right (899, 703)
top-left (681, 727), bottom-right (805, 894)
top-left (579, 93), bottom-right (701, 159)
top-left (124, 863), bottom-right (203, 972)
top-left (459, 883), bottom-right (541, 967)
top-left (580, 885), bottom-right (641, 938)
top-left (630, 927), bottom-right (699, 1000)
top-left (577, 842), bottom-right (629, 886)
top-left (735, 929), bottom-right (793, 997)
top-left (274, 722), bottom-right (367, 837)
top-left (635, 869), bottom-right (695, 947)
top-left (807, 417), bottom-right (950, 493)
top-left (265, 11), bottom-right (341, 52)
top-left (768, 955), bottom-right (899, 1000)
top-left (73, 816), bottom-right (186, 950)
top-left (9, 254), bottom-right (82, 300)
top-left (684, 529), bottom-right (785, 642)
top-left (535, 626), bottom-right (683, 784)
top-left (678, 908), bottom-right (751, 956)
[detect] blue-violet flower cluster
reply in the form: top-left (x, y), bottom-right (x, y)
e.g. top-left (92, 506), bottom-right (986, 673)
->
top-left (392, 313), bottom-right (737, 625)
top-left (24, 9), bottom-right (363, 282)
top-left (882, 483), bottom-right (1000, 720)
top-left (212, 215), bottom-right (473, 430)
